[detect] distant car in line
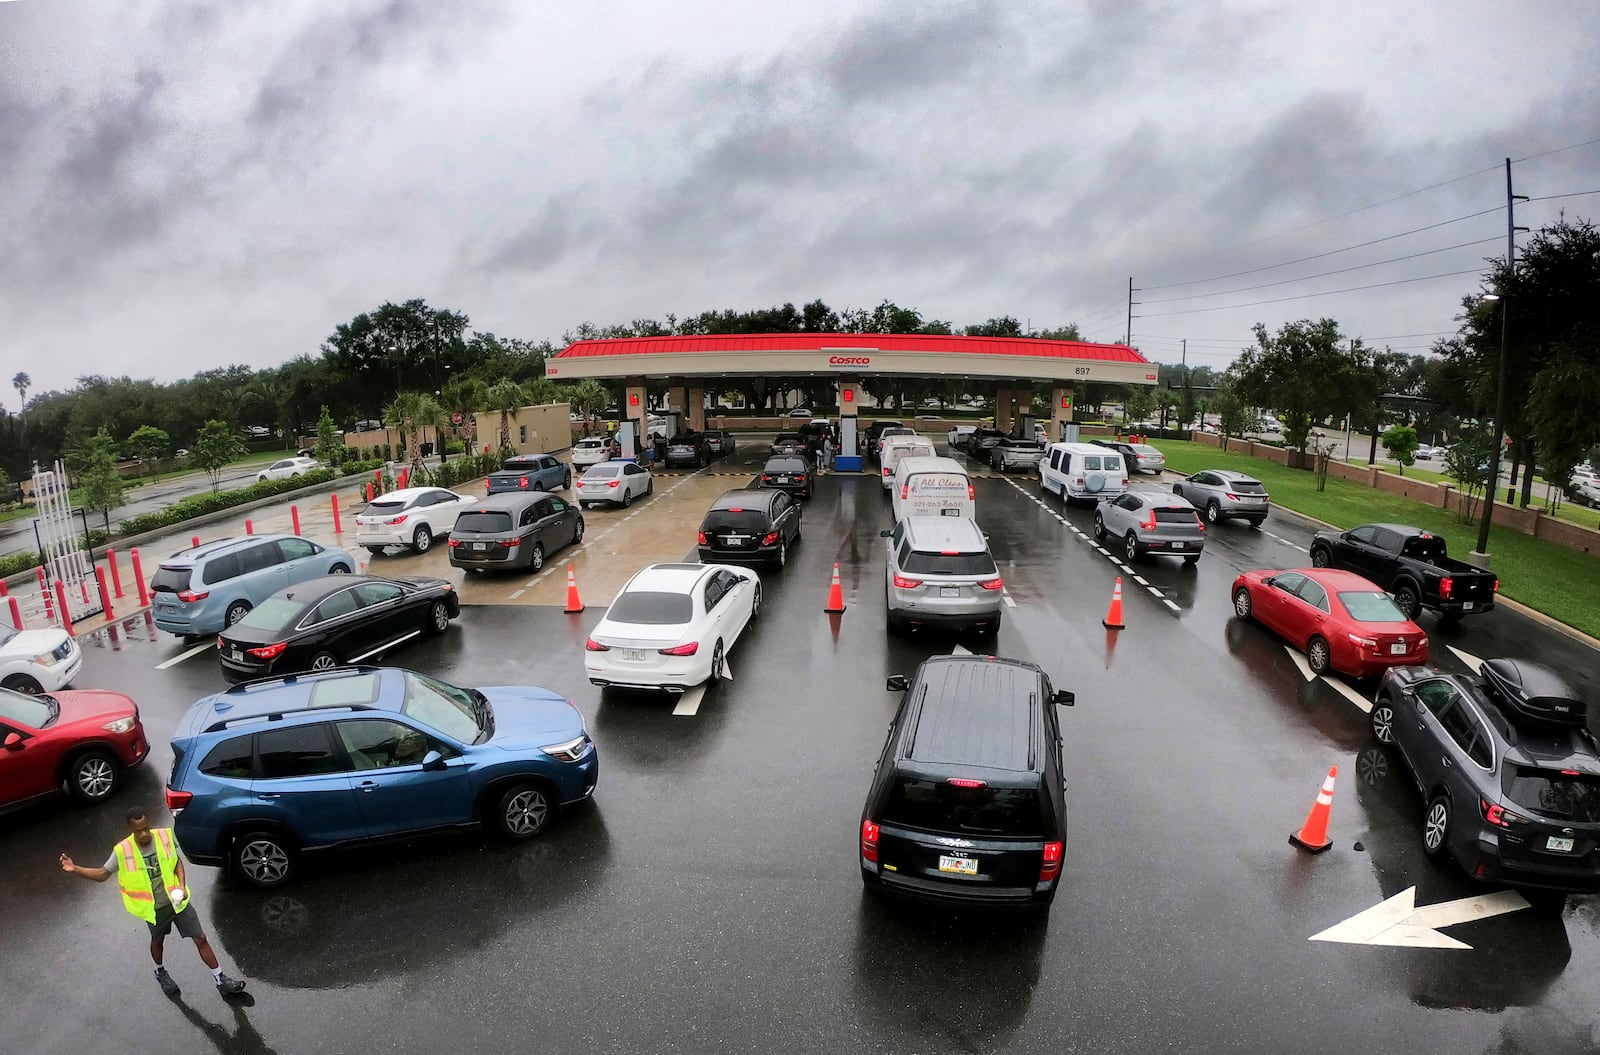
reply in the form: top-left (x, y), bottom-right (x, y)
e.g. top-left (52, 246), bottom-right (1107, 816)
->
top-left (1092, 439), bottom-right (1166, 475)
top-left (354, 487), bottom-right (478, 555)
top-left (448, 492), bottom-right (583, 574)
top-left (989, 437), bottom-right (1045, 474)
top-left (486, 454), bottom-right (571, 495)
top-left (571, 437), bottom-right (611, 470)
top-left (1094, 491), bottom-right (1206, 565)
top-left (151, 535), bottom-right (356, 637)
top-left (576, 461), bottom-right (653, 509)
top-left (1170, 470), bottom-right (1270, 527)
top-left (770, 433), bottom-right (808, 457)
top-left (759, 455), bottom-right (814, 500)
top-left (697, 489), bottom-right (801, 569)
top-left (257, 457), bottom-right (320, 482)
top-left (703, 430), bottom-right (737, 458)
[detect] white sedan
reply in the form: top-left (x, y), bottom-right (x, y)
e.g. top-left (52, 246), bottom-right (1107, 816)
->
top-left (576, 461), bottom-right (653, 508)
top-left (584, 563), bottom-right (761, 694)
top-left (257, 456), bottom-right (320, 482)
top-left (0, 625), bottom-right (83, 695)
top-left (354, 486), bottom-right (479, 554)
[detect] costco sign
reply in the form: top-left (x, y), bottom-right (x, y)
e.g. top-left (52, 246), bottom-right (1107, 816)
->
top-left (827, 355), bottom-right (872, 368)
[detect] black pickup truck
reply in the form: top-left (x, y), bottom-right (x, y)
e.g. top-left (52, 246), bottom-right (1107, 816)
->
top-left (1308, 523), bottom-right (1498, 621)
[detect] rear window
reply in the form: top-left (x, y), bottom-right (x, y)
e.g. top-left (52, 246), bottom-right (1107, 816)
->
top-left (454, 511), bottom-right (513, 533)
top-left (1230, 479), bottom-right (1267, 494)
top-left (151, 566), bottom-right (192, 593)
top-left (882, 777), bottom-right (1043, 836)
top-left (765, 458), bottom-right (809, 473)
top-left (586, 465), bottom-right (620, 478)
top-left (1504, 767), bottom-right (1600, 822)
top-left (237, 596), bottom-right (308, 632)
top-left (366, 500), bottom-right (406, 515)
top-left (906, 474), bottom-right (969, 494)
top-left (902, 550), bottom-right (997, 577)
top-left (1400, 535), bottom-right (1448, 563)
top-left (1153, 508), bottom-right (1198, 525)
top-left (1337, 591), bottom-right (1407, 622)
top-left (199, 736), bottom-right (255, 779)
top-left (703, 510), bottom-right (770, 532)
top-left (607, 590), bottom-right (693, 625)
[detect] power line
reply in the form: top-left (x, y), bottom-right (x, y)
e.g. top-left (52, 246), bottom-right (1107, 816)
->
top-left (1139, 268), bottom-right (1485, 318)
top-left (1523, 189), bottom-right (1600, 204)
top-left (1138, 237), bottom-right (1500, 304)
top-left (1363, 330), bottom-right (1455, 340)
top-left (1515, 138), bottom-right (1600, 164)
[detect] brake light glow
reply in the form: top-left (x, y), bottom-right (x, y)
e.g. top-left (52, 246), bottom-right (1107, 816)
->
top-left (245, 641), bottom-right (288, 660)
top-left (1225, 493), bottom-right (1237, 501)
top-left (165, 788), bottom-right (193, 810)
top-left (607, 480), bottom-right (620, 488)
top-left (1493, 578), bottom-right (1500, 593)
top-left (1039, 840), bottom-right (1063, 882)
top-left (979, 578), bottom-right (1004, 591)
top-left (504, 537), bottom-right (519, 547)
top-left (947, 778), bottom-right (987, 788)
top-left (861, 819), bottom-right (880, 863)
top-left (176, 589), bottom-right (209, 603)
top-left (892, 574), bottom-right (922, 589)
top-left (484, 478), bottom-right (491, 489)
top-left (697, 531), bottom-right (707, 545)
top-left (449, 539), bottom-right (460, 547)
top-left (762, 532), bottom-right (779, 545)
top-left (658, 642), bottom-right (699, 656)
top-left (520, 476), bottom-right (529, 488)
top-left (1194, 514), bottom-right (1206, 531)
top-left (761, 475), bottom-right (773, 482)
top-left (1347, 632), bottom-right (1378, 649)
top-left (1481, 799), bottom-right (1525, 828)
top-left (1140, 512), bottom-right (1157, 531)
top-left (968, 483), bottom-right (975, 501)
top-left (941, 549), bottom-right (960, 555)
top-left (1562, 769), bottom-right (1582, 776)
top-left (385, 515), bottom-right (408, 525)
top-left (1439, 576), bottom-right (1453, 600)
top-left (215, 636), bottom-right (225, 651)
top-left (584, 638), bottom-right (610, 651)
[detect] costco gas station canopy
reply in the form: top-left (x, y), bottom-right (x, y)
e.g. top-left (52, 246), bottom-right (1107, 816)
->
top-left (546, 332), bottom-right (1158, 468)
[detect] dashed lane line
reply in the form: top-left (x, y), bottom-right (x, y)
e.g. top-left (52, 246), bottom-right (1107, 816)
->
top-left (1133, 576), bottom-right (1150, 587)
top-left (1279, 538), bottom-right (1299, 548)
top-left (671, 686), bottom-right (705, 717)
top-left (155, 641), bottom-right (213, 670)
top-left (1162, 599), bottom-right (1181, 613)
top-left (1003, 596), bottom-right (1017, 608)
top-left (509, 589), bottom-right (526, 600)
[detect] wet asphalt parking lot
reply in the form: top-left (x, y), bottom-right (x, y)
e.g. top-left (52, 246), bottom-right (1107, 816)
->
top-left (4, 441), bottom-right (1599, 1055)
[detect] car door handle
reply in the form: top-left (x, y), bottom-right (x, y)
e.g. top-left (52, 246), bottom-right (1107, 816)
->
top-left (256, 792), bottom-right (282, 800)
top-left (1441, 757), bottom-right (1452, 768)
top-left (358, 781), bottom-right (380, 792)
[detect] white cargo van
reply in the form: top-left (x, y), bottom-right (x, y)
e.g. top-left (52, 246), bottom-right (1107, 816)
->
top-left (1040, 442), bottom-right (1129, 504)
top-left (879, 436), bottom-right (936, 490)
top-left (891, 456), bottom-right (974, 521)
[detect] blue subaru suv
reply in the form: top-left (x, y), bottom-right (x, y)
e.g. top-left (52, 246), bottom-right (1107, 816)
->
top-left (165, 666), bottom-right (598, 887)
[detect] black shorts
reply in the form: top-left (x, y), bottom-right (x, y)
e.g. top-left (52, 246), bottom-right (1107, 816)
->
top-left (148, 904), bottom-right (204, 941)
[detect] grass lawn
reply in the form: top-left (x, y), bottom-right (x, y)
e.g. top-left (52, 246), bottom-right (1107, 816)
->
top-left (0, 449), bottom-right (298, 526)
top-left (1160, 440), bottom-right (1600, 639)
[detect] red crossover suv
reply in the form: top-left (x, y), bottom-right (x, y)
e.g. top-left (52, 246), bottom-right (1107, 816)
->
top-left (0, 687), bottom-right (149, 811)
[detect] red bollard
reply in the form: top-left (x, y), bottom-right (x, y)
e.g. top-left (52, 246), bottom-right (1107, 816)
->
top-left (366, 482), bottom-right (374, 502)
top-left (0, 579), bottom-right (7, 597)
top-left (398, 467), bottom-right (409, 490)
top-left (291, 505), bottom-right (301, 536)
top-left (7, 596), bottom-right (21, 630)
top-left (192, 535), bottom-right (200, 548)
top-left (132, 548), bottom-right (150, 607)
top-left (245, 519), bottom-right (254, 535)
top-left (107, 548), bottom-right (124, 599)
top-left (54, 580), bottom-right (74, 636)
top-left (331, 494), bottom-right (342, 534)
top-left (96, 566), bottom-right (116, 621)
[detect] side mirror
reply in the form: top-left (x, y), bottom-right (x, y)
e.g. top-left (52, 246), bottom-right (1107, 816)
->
top-left (4, 731), bottom-right (26, 750)
top-left (879, 529), bottom-right (893, 538)
top-left (1054, 690), bottom-right (1076, 707)
top-left (1263, 576), bottom-right (1275, 586)
top-left (886, 674), bottom-right (909, 692)
top-left (421, 750), bottom-right (445, 771)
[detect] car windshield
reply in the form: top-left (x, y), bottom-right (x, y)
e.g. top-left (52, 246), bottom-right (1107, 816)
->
top-left (1504, 766), bottom-right (1600, 822)
top-left (883, 777), bottom-right (1042, 836)
top-left (586, 465), bottom-right (620, 478)
top-left (237, 596), bottom-right (309, 632)
top-left (0, 626), bottom-right (13, 647)
top-left (454, 511), bottom-right (513, 533)
top-left (607, 590), bottom-right (693, 625)
top-left (402, 672), bottom-right (486, 744)
top-left (1337, 591), bottom-right (1407, 622)
top-left (902, 551), bottom-right (997, 577)
top-left (0, 687), bottom-right (56, 728)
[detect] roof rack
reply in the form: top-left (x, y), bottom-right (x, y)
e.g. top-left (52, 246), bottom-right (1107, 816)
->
top-left (203, 702), bottom-right (380, 733)
top-left (221, 664), bottom-right (384, 695)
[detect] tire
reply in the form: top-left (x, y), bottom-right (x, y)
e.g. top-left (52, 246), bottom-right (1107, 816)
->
top-left (622, 488), bottom-right (633, 508)
top-left (68, 749), bottom-right (119, 803)
top-left (308, 651), bottom-right (338, 671)
top-left (708, 640), bottom-right (725, 684)
top-left (232, 831), bottom-right (297, 888)
top-left (1310, 546), bottom-right (1332, 569)
top-left (749, 583), bottom-right (762, 620)
top-left (1124, 532), bottom-right (1140, 563)
top-left (528, 543), bottom-right (545, 573)
top-left (329, 563), bottom-right (351, 574)
top-left (412, 524), bottom-right (433, 554)
top-left (1394, 584), bottom-right (1420, 621)
top-left (772, 538), bottom-right (787, 569)
top-left (646, 479), bottom-right (654, 496)
top-left (563, 472), bottom-right (572, 490)
top-left (426, 600), bottom-right (451, 635)
top-left (580, 502), bottom-right (590, 510)
top-left (1370, 696), bottom-right (1396, 745)
top-left (1422, 794), bottom-right (1451, 859)
top-left (1247, 518), bottom-right (1265, 529)
top-left (1307, 635), bottom-right (1332, 675)
top-left (1232, 586), bottom-right (1253, 619)
top-left (572, 517), bottom-right (585, 544)
top-left (1206, 500), bottom-right (1221, 524)
top-left (225, 600), bottom-right (252, 626)
top-left (1, 673), bottom-right (43, 694)
top-left (496, 783), bottom-right (552, 840)
top-left (1093, 513), bottom-right (1107, 540)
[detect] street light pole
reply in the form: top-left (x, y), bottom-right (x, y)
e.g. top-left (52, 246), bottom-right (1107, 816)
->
top-left (1473, 158), bottom-right (1528, 561)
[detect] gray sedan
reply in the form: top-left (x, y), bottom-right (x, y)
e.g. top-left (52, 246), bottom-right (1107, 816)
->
top-left (1093, 491), bottom-right (1206, 564)
top-left (1171, 469), bottom-right (1270, 526)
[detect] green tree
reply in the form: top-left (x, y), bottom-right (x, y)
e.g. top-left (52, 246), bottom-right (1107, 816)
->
top-left (125, 425), bottom-right (171, 477)
top-left (1229, 319), bottom-right (1366, 453)
top-left (321, 299), bottom-right (470, 400)
top-left (191, 419), bottom-right (247, 492)
top-left (1444, 430), bottom-right (1494, 523)
top-left (383, 392), bottom-right (450, 481)
top-left (484, 380), bottom-right (526, 455)
top-left (1211, 386), bottom-right (1250, 440)
top-left (569, 379), bottom-right (609, 435)
top-left (313, 406), bottom-right (345, 466)
top-left (1122, 387), bottom-right (1154, 424)
top-left (12, 372), bottom-right (29, 412)
top-left (77, 427), bottom-right (126, 530)
top-left (439, 377), bottom-right (488, 452)
top-left (0, 466), bottom-right (13, 508)
top-left (1381, 424), bottom-right (1419, 474)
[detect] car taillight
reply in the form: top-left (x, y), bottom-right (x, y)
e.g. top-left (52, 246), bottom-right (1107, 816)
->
top-left (1140, 512), bottom-right (1157, 530)
top-left (165, 788), bottom-right (193, 810)
top-left (762, 532), bottom-right (779, 545)
top-left (861, 819), bottom-right (880, 863)
top-left (246, 642), bottom-right (288, 660)
top-left (1194, 514), bottom-right (1206, 531)
top-left (697, 531), bottom-right (708, 545)
top-left (947, 778), bottom-right (987, 788)
top-left (215, 636), bottom-right (225, 651)
top-left (658, 642), bottom-right (699, 656)
top-left (504, 537), bottom-right (519, 547)
top-left (1225, 493), bottom-right (1236, 500)
top-left (1493, 578), bottom-right (1500, 593)
top-left (520, 476), bottom-right (529, 487)
top-left (176, 589), bottom-right (209, 603)
top-left (979, 578), bottom-right (1004, 591)
top-left (1481, 799), bottom-right (1526, 828)
top-left (607, 480), bottom-right (620, 488)
top-left (385, 515), bottom-right (408, 525)
top-left (1439, 577), bottom-right (1453, 599)
top-left (449, 539), bottom-right (460, 547)
top-left (585, 638), bottom-right (610, 651)
top-left (484, 478), bottom-right (491, 489)
top-left (892, 574), bottom-right (922, 589)
top-left (968, 483), bottom-right (975, 501)
top-left (1039, 840), bottom-right (1063, 882)
top-left (1347, 632), bottom-right (1378, 650)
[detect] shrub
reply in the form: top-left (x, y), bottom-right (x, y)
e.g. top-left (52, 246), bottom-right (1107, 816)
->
top-left (0, 551), bottom-right (40, 578)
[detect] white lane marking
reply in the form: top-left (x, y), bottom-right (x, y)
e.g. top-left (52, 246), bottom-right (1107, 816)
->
top-left (1003, 596), bottom-right (1017, 608)
top-left (1286, 647), bottom-right (1315, 681)
top-left (952, 644), bottom-right (973, 655)
top-left (719, 658), bottom-right (734, 681)
top-left (509, 589), bottom-right (526, 600)
top-left (1310, 887), bottom-right (1529, 949)
top-left (1163, 599), bottom-right (1180, 612)
top-left (1279, 538), bottom-right (1299, 548)
top-left (1447, 645), bottom-right (1486, 672)
top-left (1146, 586), bottom-right (1162, 597)
top-left (1093, 546), bottom-right (1108, 556)
top-left (1325, 676), bottom-right (1374, 714)
top-left (672, 685), bottom-right (705, 716)
top-left (1118, 563), bottom-right (1134, 574)
top-left (156, 641), bottom-right (214, 670)
top-left (1133, 575), bottom-right (1150, 586)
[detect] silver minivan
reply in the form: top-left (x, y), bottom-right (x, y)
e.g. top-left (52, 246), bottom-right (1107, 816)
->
top-left (880, 516), bottom-right (1003, 635)
top-left (151, 534), bottom-right (356, 637)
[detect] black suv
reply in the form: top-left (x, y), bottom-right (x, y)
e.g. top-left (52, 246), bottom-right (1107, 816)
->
top-left (697, 488), bottom-right (802, 569)
top-left (860, 655), bottom-right (1074, 911)
top-left (1373, 659), bottom-right (1600, 893)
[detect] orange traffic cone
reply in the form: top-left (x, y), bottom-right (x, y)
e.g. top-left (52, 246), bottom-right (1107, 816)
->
top-left (564, 564), bottom-right (585, 614)
top-left (824, 563), bottom-right (846, 613)
top-left (1101, 576), bottom-right (1126, 630)
top-left (1289, 765), bottom-right (1338, 853)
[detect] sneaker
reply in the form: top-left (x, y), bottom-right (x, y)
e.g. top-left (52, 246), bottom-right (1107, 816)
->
top-left (215, 972), bottom-right (247, 997)
top-left (154, 967), bottom-right (181, 998)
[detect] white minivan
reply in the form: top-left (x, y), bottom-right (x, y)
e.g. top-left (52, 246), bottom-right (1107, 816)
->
top-left (891, 456), bottom-right (974, 521)
top-left (879, 435), bottom-right (936, 490)
top-left (1039, 442), bottom-right (1129, 504)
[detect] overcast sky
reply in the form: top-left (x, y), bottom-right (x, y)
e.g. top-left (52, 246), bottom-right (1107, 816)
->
top-left (2, 0), bottom-right (1597, 401)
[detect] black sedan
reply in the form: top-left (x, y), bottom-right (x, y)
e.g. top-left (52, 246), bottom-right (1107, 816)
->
top-left (216, 574), bottom-right (459, 681)
top-left (759, 455), bottom-right (813, 499)
top-left (697, 488), bottom-right (802, 569)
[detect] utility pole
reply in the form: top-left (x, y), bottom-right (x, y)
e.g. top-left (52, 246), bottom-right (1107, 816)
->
top-left (1180, 338), bottom-right (1188, 429)
top-left (1126, 277), bottom-right (1134, 346)
top-left (1474, 158), bottom-right (1528, 560)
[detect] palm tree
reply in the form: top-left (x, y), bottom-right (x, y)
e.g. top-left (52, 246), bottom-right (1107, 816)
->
top-left (12, 372), bottom-right (29, 412)
top-left (439, 376), bottom-right (488, 453)
top-left (383, 391), bottom-right (451, 482)
top-left (485, 380), bottom-right (526, 454)
top-left (570, 378), bottom-right (609, 436)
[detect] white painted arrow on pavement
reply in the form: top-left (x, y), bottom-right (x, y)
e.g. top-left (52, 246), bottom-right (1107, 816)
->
top-left (1447, 645), bottom-right (1486, 673)
top-left (1309, 886), bottom-right (1529, 949)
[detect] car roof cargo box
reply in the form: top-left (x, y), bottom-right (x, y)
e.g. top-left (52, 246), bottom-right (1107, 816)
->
top-left (1478, 658), bottom-right (1588, 728)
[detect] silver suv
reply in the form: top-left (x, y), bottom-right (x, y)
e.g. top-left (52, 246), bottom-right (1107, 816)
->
top-left (1170, 469), bottom-right (1270, 526)
top-left (879, 516), bottom-right (1003, 635)
top-left (1093, 491), bottom-right (1206, 564)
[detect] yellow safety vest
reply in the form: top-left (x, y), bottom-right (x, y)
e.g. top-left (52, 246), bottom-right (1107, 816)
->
top-left (114, 829), bottom-right (189, 924)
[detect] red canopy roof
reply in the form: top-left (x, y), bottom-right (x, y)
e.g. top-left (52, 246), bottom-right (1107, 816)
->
top-left (555, 333), bottom-right (1147, 362)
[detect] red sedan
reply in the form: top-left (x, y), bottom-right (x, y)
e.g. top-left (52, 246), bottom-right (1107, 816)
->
top-left (0, 687), bottom-right (149, 812)
top-left (1231, 567), bottom-right (1428, 678)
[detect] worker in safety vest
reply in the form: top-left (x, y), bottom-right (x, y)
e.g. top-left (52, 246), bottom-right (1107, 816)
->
top-left (60, 807), bottom-right (247, 999)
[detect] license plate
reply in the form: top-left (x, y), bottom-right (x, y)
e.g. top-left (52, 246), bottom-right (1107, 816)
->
top-left (938, 855), bottom-right (978, 875)
top-left (1173, 542), bottom-right (1186, 550)
top-left (940, 587), bottom-right (960, 598)
top-left (1547, 836), bottom-right (1575, 852)
top-left (472, 542), bottom-right (486, 551)
top-left (1390, 642), bottom-right (1407, 654)
top-left (623, 648), bottom-right (646, 662)
top-left (1463, 602), bottom-right (1475, 611)
top-left (231, 649), bottom-right (243, 661)
top-left (725, 535), bottom-right (748, 545)
top-left (777, 476), bottom-right (790, 483)
top-left (941, 508), bottom-right (961, 516)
